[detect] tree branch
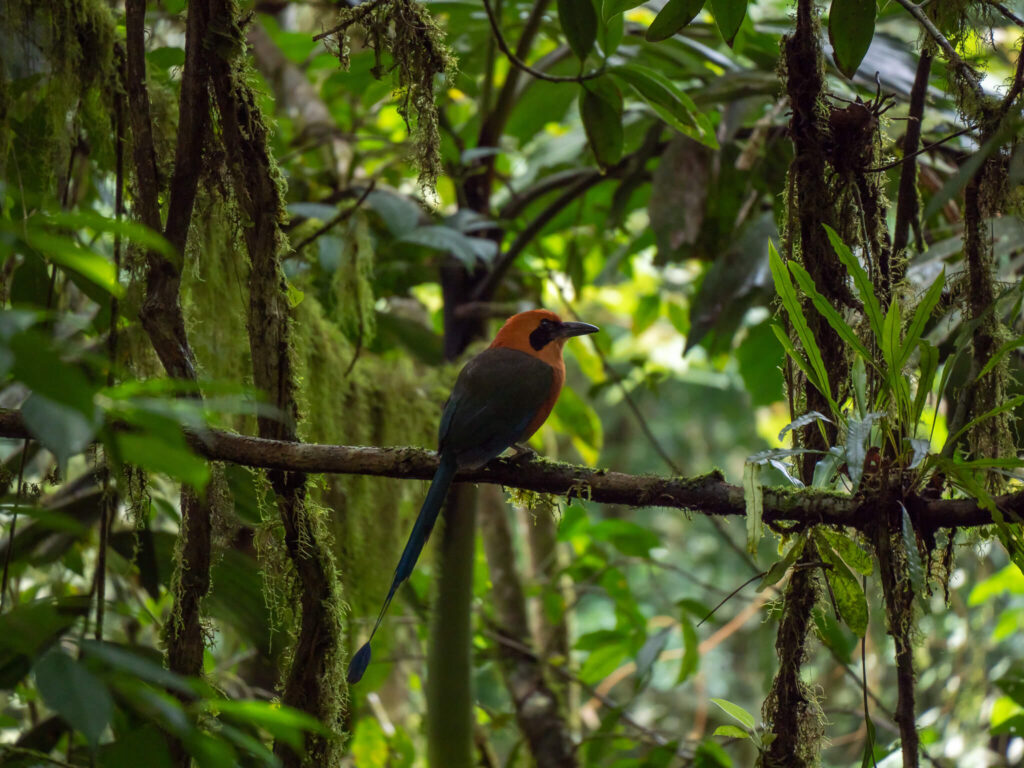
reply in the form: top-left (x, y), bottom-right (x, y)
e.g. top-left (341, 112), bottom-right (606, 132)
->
top-left (0, 409), bottom-right (1008, 529)
top-left (892, 0), bottom-right (984, 99)
top-left (892, 48), bottom-right (932, 258)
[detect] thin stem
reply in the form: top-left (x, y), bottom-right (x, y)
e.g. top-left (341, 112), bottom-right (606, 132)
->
top-left (291, 181), bottom-right (375, 253)
top-left (866, 126), bottom-right (973, 173)
top-left (892, 0), bottom-right (983, 98)
top-left (481, 0), bottom-right (604, 84)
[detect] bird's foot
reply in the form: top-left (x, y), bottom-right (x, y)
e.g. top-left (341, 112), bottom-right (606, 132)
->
top-left (508, 443), bottom-right (538, 463)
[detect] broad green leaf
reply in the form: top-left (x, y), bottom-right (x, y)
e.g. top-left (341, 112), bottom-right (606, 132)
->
top-left (818, 543), bottom-right (868, 636)
top-left (828, 0), bottom-right (876, 78)
top-left (81, 640), bottom-right (201, 697)
top-left (817, 528), bottom-right (873, 576)
top-left (812, 605), bottom-right (857, 664)
top-left (597, 10), bottom-right (624, 55)
top-left (711, 698), bottom-right (756, 730)
top-left (98, 724), bottom-right (174, 768)
top-left (743, 461), bottom-right (763, 557)
top-left (824, 225), bottom-right (884, 344)
top-left (9, 331), bottom-right (97, 417)
top-left (709, 0), bottom-right (747, 46)
top-left (968, 564), bottom-right (1024, 606)
top-left (210, 700), bottom-right (329, 751)
top-left (579, 79), bottom-right (624, 167)
top-left (115, 432), bottom-right (211, 490)
top-left (399, 225), bottom-right (497, 268)
top-left (603, 0), bottom-right (645, 21)
top-left (608, 64), bottom-right (718, 148)
top-left (769, 243), bottom-right (835, 411)
top-left (41, 210), bottom-right (176, 263)
top-left (21, 393), bottom-right (100, 471)
top-left (579, 642), bottom-right (629, 684)
top-left (995, 664), bottom-right (1024, 707)
top-left (788, 260), bottom-right (872, 361)
top-left (646, 0), bottom-right (706, 41)
top-left (34, 649), bottom-right (113, 749)
top-left (558, 0), bottom-right (598, 60)
top-left (21, 230), bottom-right (123, 297)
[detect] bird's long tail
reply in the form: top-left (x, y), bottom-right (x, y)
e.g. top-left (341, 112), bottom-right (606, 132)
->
top-left (346, 451), bottom-right (458, 684)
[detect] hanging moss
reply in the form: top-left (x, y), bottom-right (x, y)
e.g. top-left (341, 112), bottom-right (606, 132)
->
top-left (321, 0), bottom-right (456, 190)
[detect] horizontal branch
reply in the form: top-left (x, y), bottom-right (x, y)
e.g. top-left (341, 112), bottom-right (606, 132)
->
top-left (0, 409), bottom-right (1009, 528)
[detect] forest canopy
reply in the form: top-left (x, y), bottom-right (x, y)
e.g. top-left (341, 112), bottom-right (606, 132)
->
top-left (0, 0), bottom-right (1023, 767)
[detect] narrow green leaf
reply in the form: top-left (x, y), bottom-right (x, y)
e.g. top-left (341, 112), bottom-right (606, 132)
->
top-left (21, 231), bottom-right (124, 297)
top-left (770, 322), bottom-right (819, 392)
top-left (769, 243), bottom-right (835, 411)
top-left (778, 410), bottom-right (833, 443)
top-left (714, 724), bottom-right (750, 739)
top-left (743, 462), bottom-right (763, 557)
top-left (945, 394), bottom-right (1024, 450)
top-left (677, 615), bottom-right (699, 683)
top-left (579, 79), bottom-right (624, 167)
top-left (788, 260), bottom-right (872, 361)
top-left (897, 268), bottom-right (944, 370)
top-left (756, 535), bottom-right (806, 592)
top-left (899, 503), bottom-right (926, 599)
top-left (824, 224), bottom-right (884, 344)
top-left (711, 698), bottom-right (756, 730)
top-left (34, 650), bottom-right (113, 749)
top-left (828, 0), bottom-right (876, 78)
top-left (115, 432), bottom-right (211, 490)
top-left (913, 340), bottom-right (938, 425)
top-left (645, 0), bottom-right (706, 41)
top-left (558, 0), bottom-right (598, 60)
top-left (608, 64), bottom-right (718, 148)
top-left (976, 333), bottom-right (1024, 382)
top-left (709, 0), bottom-right (747, 46)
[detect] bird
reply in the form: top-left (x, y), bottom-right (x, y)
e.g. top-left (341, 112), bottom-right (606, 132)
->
top-left (346, 309), bottom-right (599, 684)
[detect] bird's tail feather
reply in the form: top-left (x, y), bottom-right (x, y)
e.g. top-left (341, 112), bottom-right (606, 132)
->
top-left (346, 451), bottom-right (458, 684)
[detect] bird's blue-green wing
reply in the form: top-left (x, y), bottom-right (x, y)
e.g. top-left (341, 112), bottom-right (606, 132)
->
top-left (439, 348), bottom-right (554, 468)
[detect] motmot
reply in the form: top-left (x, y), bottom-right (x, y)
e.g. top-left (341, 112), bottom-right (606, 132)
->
top-left (346, 309), bottom-right (598, 684)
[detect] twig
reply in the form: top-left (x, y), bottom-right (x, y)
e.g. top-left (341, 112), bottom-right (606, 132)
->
top-left (291, 181), bottom-right (376, 253)
top-left (892, 0), bottom-right (984, 99)
top-left (984, 0), bottom-right (1024, 27)
top-left (697, 571), bottom-right (767, 626)
top-left (480, 0), bottom-right (604, 84)
top-left (0, 446), bottom-right (29, 612)
top-left (311, 0), bottom-right (387, 42)
top-left (866, 126), bottom-right (974, 173)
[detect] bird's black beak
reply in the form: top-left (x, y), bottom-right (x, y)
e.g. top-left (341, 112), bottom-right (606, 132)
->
top-left (557, 321), bottom-right (599, 338)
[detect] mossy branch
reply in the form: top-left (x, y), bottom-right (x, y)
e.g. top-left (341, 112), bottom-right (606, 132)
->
top-left (0, 408), bottom-right (1009, 529)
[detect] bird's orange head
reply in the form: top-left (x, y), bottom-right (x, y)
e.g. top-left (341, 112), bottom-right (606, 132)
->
top-left (489, 309), bottom-right (598, 368)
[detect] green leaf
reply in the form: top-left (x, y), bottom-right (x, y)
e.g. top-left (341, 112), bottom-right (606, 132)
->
top-left (608, 64), bottom-right (718, 148)
top-left (645, 0), bottom-right (705, 42)
top-left (677, 615), bottom-right (699, 683)
top-left (975, 332), bottom-right (1024, 382)
top-left (757, 535), bottom-right (806, 592)
top-left (710, 698), bottom-right (756, 730)
top-left (603, 0), bottom-right (645, 20)
top-left (770, 323), bottom-right (819, 393)
top-left (769, 243), bottom-right (835, 411)
top-left (818, 542), bottom-right (868, 636)
top-left (913, 340), bottom-right (938, 424)
top-left (20, 230), bottom-right (123, 297)
top-left (211, 700), bottom-right (328, 751)
top-left (115, 432), bottom-right (211, 490)
top-left (944, 394), bottom-right (1024, 450)
top-left (788, 260), bottom-right (872, 361)
top-left (558, 0), bottom-right (598, 60)
top-left (21, 392), bottom-right (100, 471)
top-left (817, 528), bottom-right (873, 576)
top-left (10, 330), bottom-right (98, 417)
top-left (897, 268), bottom-right (944, 370)
top-left (34, 649), bottom-right (113, 749)
top-left (995, 664), bottom-right (1024, 707)
top-left (99, 725), bottom-right (175, 768)
top-left (900, 504), bottom-right (926, 599)
top-left (828, 0), bottom-right (876, 78)
top-left (709, 0), bottom-right (747, 46)
top-left (399, 225), bottom-right (497, 268)
top-left (713, 724), bottom-right (750, 739)
top-left (579, 79), bottom-right (624, 167)
top-left (824, 225), bottom-right (884, 345)
top-left (743, 462), bottom-right (763, 557)
top-left (579, 642), bottom-right (629, 684)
